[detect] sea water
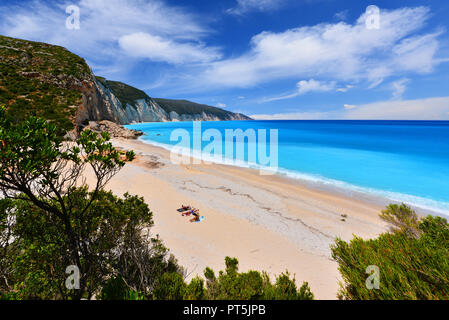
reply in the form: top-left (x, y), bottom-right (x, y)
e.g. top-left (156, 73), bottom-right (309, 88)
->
top-left (126, 120), bottom-right (449, 217)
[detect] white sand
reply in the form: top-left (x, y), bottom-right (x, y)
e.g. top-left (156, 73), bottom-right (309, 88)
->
top-left (91, 138), bottom-right (389, 299)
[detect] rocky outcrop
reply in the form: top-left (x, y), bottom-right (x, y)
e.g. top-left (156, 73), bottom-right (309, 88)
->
top-left (74, 77), bottom-right (251, 126)
top-left (83, 120), bottom-right (143, 139)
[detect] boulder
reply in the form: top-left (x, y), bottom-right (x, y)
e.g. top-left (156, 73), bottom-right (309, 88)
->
top-left (83, 120), bottom-right (143, 139)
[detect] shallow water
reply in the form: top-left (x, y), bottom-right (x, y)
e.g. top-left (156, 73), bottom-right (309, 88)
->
top-left (126, 120), bottom-right (449, 217)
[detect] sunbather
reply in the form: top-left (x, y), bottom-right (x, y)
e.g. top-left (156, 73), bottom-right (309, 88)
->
top-left (177, 205), bottom-right (191, 212)
top-left (183, 208), bottom-right (199, 216)
top-left (190, 216), bottom-right (205, 223)
top-left (190, 215), bottom-right (200, 222)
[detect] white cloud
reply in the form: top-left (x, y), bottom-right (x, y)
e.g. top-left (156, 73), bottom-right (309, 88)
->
top-left (391, 78), bottom-right (410, 99)
top-left (297, 79), bottom-right (335, 94)
top-left (344, 104), bottom-right (357, 110)
top-left (119, 32), bottom-right (221, 64)
top-left (263, 79), bottom-right (336, 102)
top-left (251, 111), bottom-right (332, 120)
top-left (0, 0), bottom-right (212, 66)
top-left (337, 84), bottom-right (354, 92)
top-left (200, 7), bottom-right (442, 88)
top-left (216, 103), bottom-right (227, 108)
top-left (227, 0), bottom-right (284, 15)
top-left (343, 96), bottom-right (449, 120)
top-left (251, 96), bottom-right (449, 120)
top-left (334, 10), bottom-right (349, 21)
top-left (0, 2), bottom-right (446, 100)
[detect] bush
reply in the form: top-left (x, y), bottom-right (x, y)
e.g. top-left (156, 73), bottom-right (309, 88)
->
top-left (331, 204), bottom-right (449, 300)
top-left (0, 110), bottom-right (184, 299)
top-left (153, 273), bottom-right (187, 300)
top-left (203, 257), bottom-right (314, 300)
top-left (184, 277), bottom-right (205, 300)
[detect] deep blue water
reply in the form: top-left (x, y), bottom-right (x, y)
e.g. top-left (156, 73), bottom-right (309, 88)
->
top-left (126, 120), bottom-right (449, 216)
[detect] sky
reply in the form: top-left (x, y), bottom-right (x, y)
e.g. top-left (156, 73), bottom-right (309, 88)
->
top-left (1, 0), bottom-right (449, 120)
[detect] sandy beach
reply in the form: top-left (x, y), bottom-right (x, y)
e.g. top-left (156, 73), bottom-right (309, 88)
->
top-left (94, 138), bottom-right (389, 299)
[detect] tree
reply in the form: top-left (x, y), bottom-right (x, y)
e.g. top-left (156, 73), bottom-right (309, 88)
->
top-left (331, 204), bottom-right (449, 300)
top-left (203, 257), bottom-right (314, 300)
top-left (0, 199), bottom-right (16, 297)
top-left (0, 107), bottom-right (184, 299)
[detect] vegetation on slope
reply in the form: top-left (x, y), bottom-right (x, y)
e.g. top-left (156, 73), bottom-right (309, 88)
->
top-left (154, 98), bottom-right (247, 119)
top-left (95, 76), bottom-right (250, 119)
top-left (332, 204), bottom-right (449, 300)
top-left (0, 35), bottom-right (250, 132)
top-left (0, 35), bottom-right (90, 133)
top-left (96, 76), bottom-right (149, 108)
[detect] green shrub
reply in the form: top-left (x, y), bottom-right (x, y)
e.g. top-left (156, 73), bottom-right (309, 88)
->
top-left (99, 277), bottom-right (144, 300)
top-left (184, 276), bottom-right (206, 300)
top-left (204, 257), bottom-right (314, 300)
top-left (0, 111), bottom-right (185, 299)
top-left (331, 204), bottom-right (449, 300)
top-left (153, 273), bottom-right (187, 300)
top-left (0, 35), bottom-right (89, 134)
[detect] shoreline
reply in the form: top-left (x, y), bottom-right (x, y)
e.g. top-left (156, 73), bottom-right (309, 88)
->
top-left (98, 137), bottom-right (390, 299)
top-left (134, 135), bottom-right (446, 218)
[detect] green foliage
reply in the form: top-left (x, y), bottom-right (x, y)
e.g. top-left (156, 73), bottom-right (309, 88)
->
top-left (153, 273), bottom-right (187, 300)
top-left (94, 76), bottom-right (249, 119)
top-left (331, 204), bottom-right (449, 300)
top-left (5, 187), bottom-right (169, 299)
top-left (154, 98), bottom-right (246, 119)
top-left (96, 78), bottom-right (149, 109)
top-left (99, 277), bottom-right (144, 301)
top-left (0, 35), bottom-right (90, 133)
top-left (184, 277), bottom-right (205, 300)
top-left (0, 111), bottom-right (186, 299)
top-left (263, 273), bottom-right (314, 300)
top-left (380, 203), bottom-right (421, 238)
top-left (203, 257), bottom-right (314, 300)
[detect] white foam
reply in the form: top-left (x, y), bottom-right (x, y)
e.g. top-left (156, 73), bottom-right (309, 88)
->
top-left (138, 137), bottom-right (449, 218)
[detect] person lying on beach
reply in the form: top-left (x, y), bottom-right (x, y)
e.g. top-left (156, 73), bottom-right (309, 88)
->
top-left (177, 205), bottom-right (191, 212)
top-left (190, 215), bottom-right (200, 222)
top-left (183, 208), bottom-right (199, 216)
top-left (190, 216), bottom-right (205, 223)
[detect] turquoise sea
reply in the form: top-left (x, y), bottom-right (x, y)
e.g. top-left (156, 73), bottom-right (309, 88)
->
top-left (126, 120), bottom-right (449, 217)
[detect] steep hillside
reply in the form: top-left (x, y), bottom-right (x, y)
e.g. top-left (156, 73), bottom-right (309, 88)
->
top-left (0, 35), bottom-right (89, 134)
top-left (0, 35), bottom-right (251, 136)
top-left (96, 77), bottom-right (251, 122)
top-left (154, 98), bottom-right (251, 121)
top-left (96, 77), bottom-right (148, 108)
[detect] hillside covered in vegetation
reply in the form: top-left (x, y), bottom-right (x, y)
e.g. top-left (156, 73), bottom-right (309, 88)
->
top-left (154, 98), bottom-right (249, 120)
top-left (96, 76), bottom-right (251, 121)
top-left (0, 35), bottom-right (90, 133)
top-left (0, 35), bottom-right (251, 135)
top-left (95, 76), bottom-right (149, 108)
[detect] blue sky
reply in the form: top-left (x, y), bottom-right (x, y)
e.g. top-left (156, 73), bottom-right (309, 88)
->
top-left (1, 0), bottom-right (449, 119)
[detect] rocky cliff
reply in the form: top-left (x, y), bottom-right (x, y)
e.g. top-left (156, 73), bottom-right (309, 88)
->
top-left (0, 35), bottom-right (252, 136)
top-left (91, 77), bottom-right (252, 124)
